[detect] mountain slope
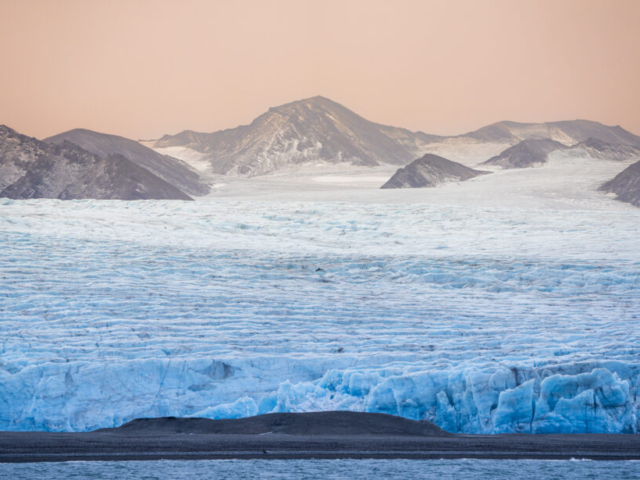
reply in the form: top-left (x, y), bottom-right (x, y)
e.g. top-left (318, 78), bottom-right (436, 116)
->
top-left (381, 154), bottom-right (489, 189)
top-left (481, 139), bottom-right (568, 169)
top-left (462, 120), bottom-right (640, 147)
top-left (0, 126), bottom-right (192, 201)
top-left (599, 159), bottom-right (640, 207)
top-left (153, 96), bottom-right (438, 176)
top-left (45, 129), bottom-right (209, 196)
top-left (564, 138), bottom-right (640, 162)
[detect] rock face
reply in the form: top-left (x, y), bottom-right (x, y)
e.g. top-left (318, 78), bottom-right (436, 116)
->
top-left (153, 96), bottom-right (439, 176)
top-left (481, 139), bottom-right (568, 169)
top-left (566, 138), bottom-right (640, 162)
top-left (599, 159), bottom-right (640, 207)
top-left (0, 126), bottom-right (193, 201)
top-left (45, 129), bottom-right (209, 196)
top-left (381, 154), bottom-right (489, 189)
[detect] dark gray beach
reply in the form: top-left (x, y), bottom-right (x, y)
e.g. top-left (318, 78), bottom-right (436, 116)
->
top-left (1, 412), bottom-right (638, 463)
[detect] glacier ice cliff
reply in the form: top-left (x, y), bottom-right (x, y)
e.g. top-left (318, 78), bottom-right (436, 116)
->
top-left (0, 199), bottom-right (639, 433)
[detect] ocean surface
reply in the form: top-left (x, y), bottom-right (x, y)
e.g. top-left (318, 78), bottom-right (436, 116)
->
top-left (1, 459), bottom-right (639, 479)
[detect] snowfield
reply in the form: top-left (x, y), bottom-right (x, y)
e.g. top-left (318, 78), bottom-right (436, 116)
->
top-left (1, 191), bottom-right (639, 434)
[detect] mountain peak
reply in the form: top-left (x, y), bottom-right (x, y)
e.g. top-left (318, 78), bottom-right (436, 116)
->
top-left (267, 95), bottom-right (342, 114)
top-left (0, 125), bottom-right (19, 136)
top-left (154, 97), bottom-right (426, 176)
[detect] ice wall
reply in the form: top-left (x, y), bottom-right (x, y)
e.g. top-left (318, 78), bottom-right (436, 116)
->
top-left (1, 358), bottom-right (637, 433)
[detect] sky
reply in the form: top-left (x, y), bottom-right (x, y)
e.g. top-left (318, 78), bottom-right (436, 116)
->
top-left (1, 0), bottom-right (639, 140)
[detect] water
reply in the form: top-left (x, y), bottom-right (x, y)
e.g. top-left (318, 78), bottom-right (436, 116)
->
top-left (1, 459), bottom-right (639, 479)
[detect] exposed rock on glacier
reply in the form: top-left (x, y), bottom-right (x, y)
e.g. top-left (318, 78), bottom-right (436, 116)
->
top-left (599, 159), bottom-right (640, 207)
top-left (481, 139), bottom-right (568, 169)
top-left (381, 154), bottom-right (489, 188)
top-left (0, 126), bottom-right (193, 200)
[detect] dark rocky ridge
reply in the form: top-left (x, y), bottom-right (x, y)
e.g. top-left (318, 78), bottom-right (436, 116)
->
top-left (45, 128), bottom-right (209, 196)
top-left (481, 139), bottom-right (568, 169)
top-left (599, 159), bottom-right (640, 207)
top-left (0, 125), bottom-right (192, 201)
top-left (381, 154), bottom-right (489, 189)
top-left (101, 412), bottom-right (450, 437)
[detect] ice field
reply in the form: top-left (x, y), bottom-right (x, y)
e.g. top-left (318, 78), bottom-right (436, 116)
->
top-left (1, 194), bottom-right (639, 433)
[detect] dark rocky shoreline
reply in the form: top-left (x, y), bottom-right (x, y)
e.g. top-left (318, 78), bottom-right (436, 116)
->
top-left (1, 412), bottom-right (638, 463)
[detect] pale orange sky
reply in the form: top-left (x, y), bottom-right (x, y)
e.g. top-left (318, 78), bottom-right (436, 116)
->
top-left (1, 0), bottom-right (639, 140)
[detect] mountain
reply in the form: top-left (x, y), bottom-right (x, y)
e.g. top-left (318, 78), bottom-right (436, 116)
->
top-left (461, 120), bottom-right (640, 147)
top-left (381, 153), bottom-right (489, 189)
top-left (0, 126), bottom-right (192, 201)
top-left (480, 139), bottom-right (568, 169)
top-left (149, 97), bottom-right (640, 176)
top-left (599, 159), bottom-right (640, 207)
top-left (152, 96), bottom-right (438, 176)
top-left (45, 129), bottom-right (209, 196)
top-left (564, 138), bottom-right (640, 162)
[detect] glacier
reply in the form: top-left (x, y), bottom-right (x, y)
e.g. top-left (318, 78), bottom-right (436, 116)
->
top-left (0, 198), bottom-right (639, 433)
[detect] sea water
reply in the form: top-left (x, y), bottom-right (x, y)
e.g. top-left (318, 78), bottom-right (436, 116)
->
top-left (1, 459), bottom-right (639, 479)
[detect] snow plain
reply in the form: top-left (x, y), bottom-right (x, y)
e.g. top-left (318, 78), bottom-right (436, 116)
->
top-left (1, 155), bottom-right (639, 434)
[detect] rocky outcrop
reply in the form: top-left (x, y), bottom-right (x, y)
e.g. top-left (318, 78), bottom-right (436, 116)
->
top-left (480, 139), bottom-right (567, 169)
top-left (381, 154), bottom-right (489, 188)
top-left (599, 159), bottom-right (640, 207)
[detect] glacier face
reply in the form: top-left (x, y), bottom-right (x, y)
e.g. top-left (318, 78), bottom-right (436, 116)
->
top-left (0, 199), bottom-right (639, 433)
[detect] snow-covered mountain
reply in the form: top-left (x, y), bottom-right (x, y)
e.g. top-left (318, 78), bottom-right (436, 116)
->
top-left (149, 97), bottom-right (640, 176)
top-left (460, 119), bottom-right (640, 146)
top-left (480, 139), bottom-right (568, 169)
top-left (0, 126), bottom-right (193, 200)
top-left (479, 136), bottom-right (640, 171)
top-left (564, 138), bottom-right (640, 162)
top-left (600, 159), bottom-right (640, 207)
top-left (45, 129), bottom-right (209, 196)
top-left (381, 154), bottom-right (489, 188)
top-left (152, 96), bottom-right (439, 176)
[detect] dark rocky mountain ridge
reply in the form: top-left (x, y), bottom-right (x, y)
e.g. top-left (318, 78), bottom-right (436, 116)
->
top-left (381, 154), bottom-right (489, 189)
top-left (480, 139), bottom-right (568, 169)
top-left (45, 128), bottom-right (209, 196)
top-left (0, 126), bottom-right (192, 201)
